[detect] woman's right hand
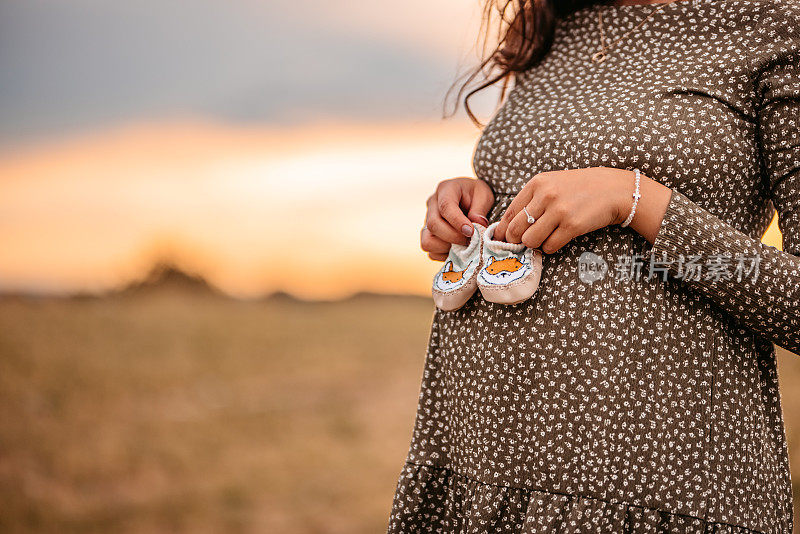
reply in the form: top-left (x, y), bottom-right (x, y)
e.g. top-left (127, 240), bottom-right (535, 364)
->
top-left (421, 177), bottom-right (495, 261)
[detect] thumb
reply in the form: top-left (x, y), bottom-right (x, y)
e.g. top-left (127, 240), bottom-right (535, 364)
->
top-left (466, 180), bottom-right (494, 227)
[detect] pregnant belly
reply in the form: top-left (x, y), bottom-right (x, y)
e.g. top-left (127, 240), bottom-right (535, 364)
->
top-left (418, 224), bottom-right (715, 516)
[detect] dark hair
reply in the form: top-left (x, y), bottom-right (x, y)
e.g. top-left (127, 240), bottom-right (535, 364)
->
top-left (446, 0), bottom-right (605, 127)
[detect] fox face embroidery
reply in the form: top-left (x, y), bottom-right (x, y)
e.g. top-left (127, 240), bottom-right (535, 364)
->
top-left (441, 261), bottom-right (466, 283)
top-left (484, 256), bottom-right (523, 275)
top-left (478, 255), bottom-right (528, 286)
top-left (434, 260), bottom-right (475, 291)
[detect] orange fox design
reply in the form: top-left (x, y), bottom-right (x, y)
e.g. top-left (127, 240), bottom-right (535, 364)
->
top-left (441, 261), bottom-right (466, 283)
top-left (485, 256), bottom-right (523, 275)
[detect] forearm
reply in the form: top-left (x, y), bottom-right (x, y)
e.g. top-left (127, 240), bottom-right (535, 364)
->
top-left (604, 167), bottom-right (800, 350)
top-left (642, 188), bottom-right (800, 352)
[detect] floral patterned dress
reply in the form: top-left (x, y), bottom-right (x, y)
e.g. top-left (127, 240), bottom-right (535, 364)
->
top-left (388, 0), bottom-right (800, 532)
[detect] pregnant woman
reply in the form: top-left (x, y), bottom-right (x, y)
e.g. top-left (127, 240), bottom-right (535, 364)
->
top-left (388, 0), bottom-right (800, 532)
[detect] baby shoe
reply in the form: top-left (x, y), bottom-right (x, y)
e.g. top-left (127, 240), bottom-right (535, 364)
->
top-left (477, 222), bottom-right (543, 305)
top-left (432, 223), bottom-right (485, 311)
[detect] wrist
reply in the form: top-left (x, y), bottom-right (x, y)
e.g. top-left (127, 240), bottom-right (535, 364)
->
top-left (611, 168), bottom-right (638, 226)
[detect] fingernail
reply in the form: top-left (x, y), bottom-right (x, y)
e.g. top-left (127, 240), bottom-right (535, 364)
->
top-left (476, 215), bottom-right (489, 226)
top-left (461, 224), bottom-right (473, 237)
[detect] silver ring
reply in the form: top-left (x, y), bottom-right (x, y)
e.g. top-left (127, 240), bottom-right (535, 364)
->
top-left (523, 206), bottom-right (536, 225)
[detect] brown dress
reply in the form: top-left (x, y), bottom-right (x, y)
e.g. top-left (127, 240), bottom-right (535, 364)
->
top-left (388, 0), bottom-right (800, 532)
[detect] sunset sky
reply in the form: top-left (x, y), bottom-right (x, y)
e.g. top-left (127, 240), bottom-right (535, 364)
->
top-left (0, 0), bottom-right (782, 298)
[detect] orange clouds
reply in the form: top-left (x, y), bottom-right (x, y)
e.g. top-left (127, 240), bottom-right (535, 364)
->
top-left (0, 119), bottom-right (480, 298)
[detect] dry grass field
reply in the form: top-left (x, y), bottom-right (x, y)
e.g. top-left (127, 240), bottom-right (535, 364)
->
top-left (0, 279), bottom-right (798, 532)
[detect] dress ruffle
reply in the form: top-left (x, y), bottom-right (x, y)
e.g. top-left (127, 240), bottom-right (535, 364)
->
top-left (387, 463), bottom-right (761, 534)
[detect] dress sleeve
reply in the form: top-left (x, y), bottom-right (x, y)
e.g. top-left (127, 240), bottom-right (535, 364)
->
top-left (644, 36), bottom-right (800, 353)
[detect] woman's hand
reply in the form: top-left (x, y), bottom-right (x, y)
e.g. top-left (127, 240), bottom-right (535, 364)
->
top-left (495, 167), bottom-right (672, 253)
top-left (421, 177), bottom-right (494, 261)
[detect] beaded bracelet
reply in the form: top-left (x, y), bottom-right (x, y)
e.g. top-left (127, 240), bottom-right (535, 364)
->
top-left (620, 168), bottom-right (641, 228)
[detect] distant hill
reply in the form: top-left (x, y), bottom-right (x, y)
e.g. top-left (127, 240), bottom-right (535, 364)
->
top-left (0, 264), bottom-right (432, 303)
top-left (343, 291), bottom-right (429, 304)
top-left (118, 262), bottom-right (222, 297)
top-left (261, 290), bottom-right (300, 303)
top-left (261, 290), bottom-right (429, 305)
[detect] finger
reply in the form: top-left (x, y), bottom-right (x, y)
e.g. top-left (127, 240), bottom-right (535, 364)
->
top-left (437, 189), bottom-right (475, 239)
top-left (520, 209), bottom-right (560, 251)
top-left (505, 198), bottom-right (546, 244)
top-left (466, 180), bottom-right (494, 227)
top-left (495, 188), bottom-right (535, 242)
top-left (425, 210), bottom-right (469, 246)
top-left (420, 229), bottom-right (451, 254)
top-left (427, 195), bottom-right (469, 245)
top-left (428, 252), bottom-right (448, 261)
top-left (540, 224), bottom-right (578, 255)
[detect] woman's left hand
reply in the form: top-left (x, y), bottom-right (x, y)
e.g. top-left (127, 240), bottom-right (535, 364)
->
top-left (494, 166), bottom-right (669, 253)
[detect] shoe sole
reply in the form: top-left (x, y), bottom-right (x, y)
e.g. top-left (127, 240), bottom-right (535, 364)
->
top-left (432, 277), bottom-right (479, 311)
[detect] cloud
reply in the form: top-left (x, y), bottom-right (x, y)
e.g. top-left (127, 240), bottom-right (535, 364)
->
top-left (0, 0), bottom-right (481, 146)
top-left (0, 119), bottom-right (481, 297)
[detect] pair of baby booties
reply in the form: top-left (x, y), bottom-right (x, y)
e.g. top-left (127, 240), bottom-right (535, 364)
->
top-left (432, 222), bottom-right (543, 311)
